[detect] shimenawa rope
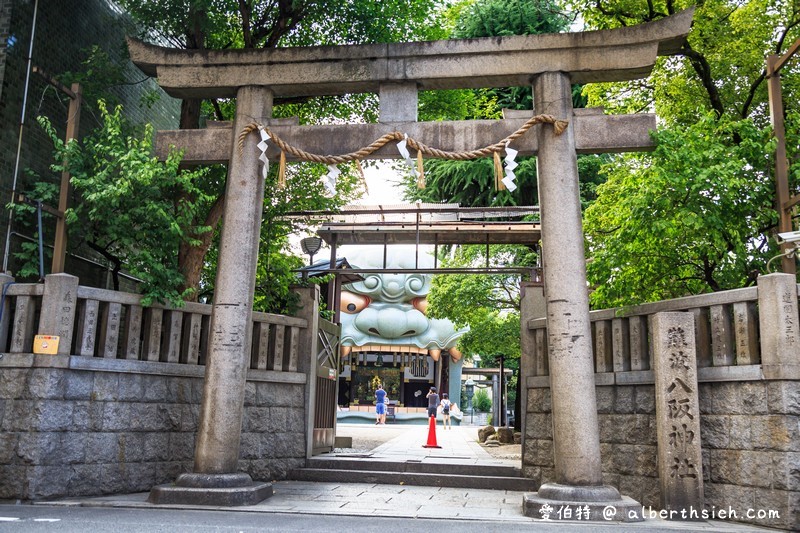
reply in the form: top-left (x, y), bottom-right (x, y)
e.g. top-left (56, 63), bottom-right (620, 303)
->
top-left (237, 113), bottom-right (568, 164)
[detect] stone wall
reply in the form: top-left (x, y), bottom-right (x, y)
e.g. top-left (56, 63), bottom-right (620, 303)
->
top-left (523, 380), bottom-right (799, 530)
top-left (0, 360), bottom-right (307, 500)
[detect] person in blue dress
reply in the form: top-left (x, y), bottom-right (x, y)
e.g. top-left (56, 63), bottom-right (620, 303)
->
top-left (375, 384), bottom-right (387, 425)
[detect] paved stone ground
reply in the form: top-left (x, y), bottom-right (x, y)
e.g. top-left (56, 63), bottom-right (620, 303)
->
top-left (39, 482), bottom-right (773, 530)
top-left (34, 423), bottom-right (773, 530)
top-left (337, 423), bottom-right (522, 461)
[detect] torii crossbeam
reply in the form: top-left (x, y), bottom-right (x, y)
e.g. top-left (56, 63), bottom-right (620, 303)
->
top-left (130, 9), bottom-right (693, 515)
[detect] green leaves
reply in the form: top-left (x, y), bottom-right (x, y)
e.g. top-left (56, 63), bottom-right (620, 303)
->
top-left (452, 0), bottom-right (570, 39)
top-left (40, 101), bottom-right (211, 305)
top-left (575, 0), bottom-right (800, 304)
top-left (425, 244), bottom-right (535, 363)
top-left (584, 114), bottom-right (777, 308)
top-left (116, 0), bottom-right (456, 306)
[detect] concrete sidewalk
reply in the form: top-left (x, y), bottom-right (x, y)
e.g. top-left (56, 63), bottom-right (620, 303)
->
top-left (34, 424), bottom-right (773, 531)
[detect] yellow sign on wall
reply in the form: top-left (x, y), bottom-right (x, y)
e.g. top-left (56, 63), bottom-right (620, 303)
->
top-left (33, 335), bottom-right (60, 355)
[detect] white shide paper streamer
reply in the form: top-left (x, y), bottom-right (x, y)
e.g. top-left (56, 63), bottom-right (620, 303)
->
top-left (397, 134), bottom-right (419, 179)
top-left (501, 142), bottom-right (518, 192)
top-left (324, 164), bottom-right (340, 196)
top-left (256, 127), bottom-right (271, 180)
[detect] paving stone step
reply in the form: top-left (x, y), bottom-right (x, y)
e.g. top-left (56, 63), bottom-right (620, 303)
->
top-left (289, 468), bottom-right (537, 491)
top-left (306, 457), bottom-right (523, 478)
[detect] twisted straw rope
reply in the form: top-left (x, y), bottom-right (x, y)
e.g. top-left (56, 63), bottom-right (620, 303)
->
top-left (238, 114), bottom-right (568, 165)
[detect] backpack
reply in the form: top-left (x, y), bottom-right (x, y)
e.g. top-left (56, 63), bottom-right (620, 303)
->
top-left (442, 400), bottom-right (450, 414)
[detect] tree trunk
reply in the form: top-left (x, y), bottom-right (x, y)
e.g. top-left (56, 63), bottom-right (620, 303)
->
top-left (178, 193), bottom-right (226, 301)
top-left (175, 96), bottom-right (209, 301)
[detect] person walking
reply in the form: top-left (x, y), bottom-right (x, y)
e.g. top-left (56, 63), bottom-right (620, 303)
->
top-left (440, 393), bottom-right (452, 430)
top-left (375, 384), bottom-right (387, 425)
top-left (426, 386), bottom-right (439, 419)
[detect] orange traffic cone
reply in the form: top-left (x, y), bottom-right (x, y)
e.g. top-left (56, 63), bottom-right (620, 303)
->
top-left (422, 415), bottom-right (441, 448)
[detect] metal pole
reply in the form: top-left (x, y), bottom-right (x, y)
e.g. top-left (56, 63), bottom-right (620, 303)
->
top-left (3, 0), bottom-right (40, 272)
top-left (327, 234), bottom-right (337, 318)
top-left (415, 210), bottom-right (420, 269)
top-left (498, 355), bottom-right (505, 426)
top-left (504, 367), bottom-right (509, 427)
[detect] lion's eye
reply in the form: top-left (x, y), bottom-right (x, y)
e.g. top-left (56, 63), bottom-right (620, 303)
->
top-left (411, 297), bottom-right (428, 314)
top-left (341, 291), bottom-right (371, 314)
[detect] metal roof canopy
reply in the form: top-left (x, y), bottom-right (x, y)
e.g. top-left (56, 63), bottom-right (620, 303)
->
top-left (308, 204), bottom-right (542, 247)
top-left (286, 204), bottom-right (542, 284)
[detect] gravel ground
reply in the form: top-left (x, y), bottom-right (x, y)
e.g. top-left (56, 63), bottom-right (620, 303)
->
top-left (481, 443), bottom-right (522, 460)
top-left (334, 424), bottom-right (408, 454)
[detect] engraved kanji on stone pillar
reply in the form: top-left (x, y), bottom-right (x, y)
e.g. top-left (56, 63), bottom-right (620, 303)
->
top-left (652, 312), bottom-right (704, 517)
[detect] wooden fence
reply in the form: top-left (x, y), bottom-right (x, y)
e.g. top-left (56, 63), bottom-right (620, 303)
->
top-left (0, 274), bottom-right (307, 372)
top-left (527, 277), bottom-right (800, 384)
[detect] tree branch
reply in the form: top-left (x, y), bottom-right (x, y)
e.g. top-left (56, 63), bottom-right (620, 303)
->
top-left (238, 0), bottom-right (253, 48)
top-left (741, 17), bottom-right (800, 118)
top-left (681, 44), bottom-right (725, 118)
top-left (86, 240), bottom-right (123, 291)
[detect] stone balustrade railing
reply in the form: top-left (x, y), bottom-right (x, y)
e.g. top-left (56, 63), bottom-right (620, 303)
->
top-left (0, 273), bottom-right (307, 375)
top-left (527, 274), bottom-right (800, 386)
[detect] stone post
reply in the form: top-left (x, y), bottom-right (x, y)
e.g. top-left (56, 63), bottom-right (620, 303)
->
top-left (447, 356), bottom-right (463, 414)
top-left (651, 312), bottom-right (704, 516)
top-left (533, 72), bottom-right (602, 486)
top-left (38, 273), bottom-right (79, 355)
top-left (757, 273), bottom-right (800, 379)
top-left (292, 285), bottom-right (320, 459)
top-left (0, 273), bottom-right (14, 351)
top-left (379, 82), bottom-right (418, 123)
top-left (519, 282), bottom-right (543, 463)
top-left (149, 86), bottom-right (274, 506)
top-left (523, 72), bottom-right (641, 521)
top-left (492, 373), bottom-right (500, 425)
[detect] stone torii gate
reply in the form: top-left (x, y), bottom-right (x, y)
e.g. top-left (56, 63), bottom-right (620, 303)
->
top-left (129, 9), bottom-right (693, 514)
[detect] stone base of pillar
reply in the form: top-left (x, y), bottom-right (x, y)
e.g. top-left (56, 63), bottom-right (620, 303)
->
top-left (523, 483), bottom-right (643, 522)
top-left (148, 473), bottom-right (272, 506)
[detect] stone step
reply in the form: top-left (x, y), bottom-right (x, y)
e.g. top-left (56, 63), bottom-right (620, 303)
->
top-left (305, 457), bottom-right (523, 478)
top-left (289, 468), bottom-right (538, 491)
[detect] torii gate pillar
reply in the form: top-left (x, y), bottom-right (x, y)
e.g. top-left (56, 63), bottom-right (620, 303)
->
top-left (148, 86), bottom-right (274, 505)
top-left (522, 73), bottom-right (642, 520)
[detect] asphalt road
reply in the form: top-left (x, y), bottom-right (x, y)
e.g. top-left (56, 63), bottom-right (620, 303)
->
top-left (0, 504), bottom-right (763, 533)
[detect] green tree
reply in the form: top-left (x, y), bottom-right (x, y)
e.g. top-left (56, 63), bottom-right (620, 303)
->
top-left (428, 244), bottom-right (535, 359)
top-left (572, 0), bottom-right (800, 306)
top-left (585, 114), bottom-right (777, 307)
top-left (427, 243), bottom-right (534, 423)
top-left (117, 0), bottom-right (452, 300)
top-left (473, 388), bottom-right (492, 412)
top-left (6, 180), bottom-right (59, 280)
top-left (37, 102), bottom-right (210, 304)
top-left (406, 0), bottom-right (577, 208)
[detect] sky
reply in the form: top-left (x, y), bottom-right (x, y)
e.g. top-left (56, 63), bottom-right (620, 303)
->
top-left (358, 162), bottom-right (406, 206)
